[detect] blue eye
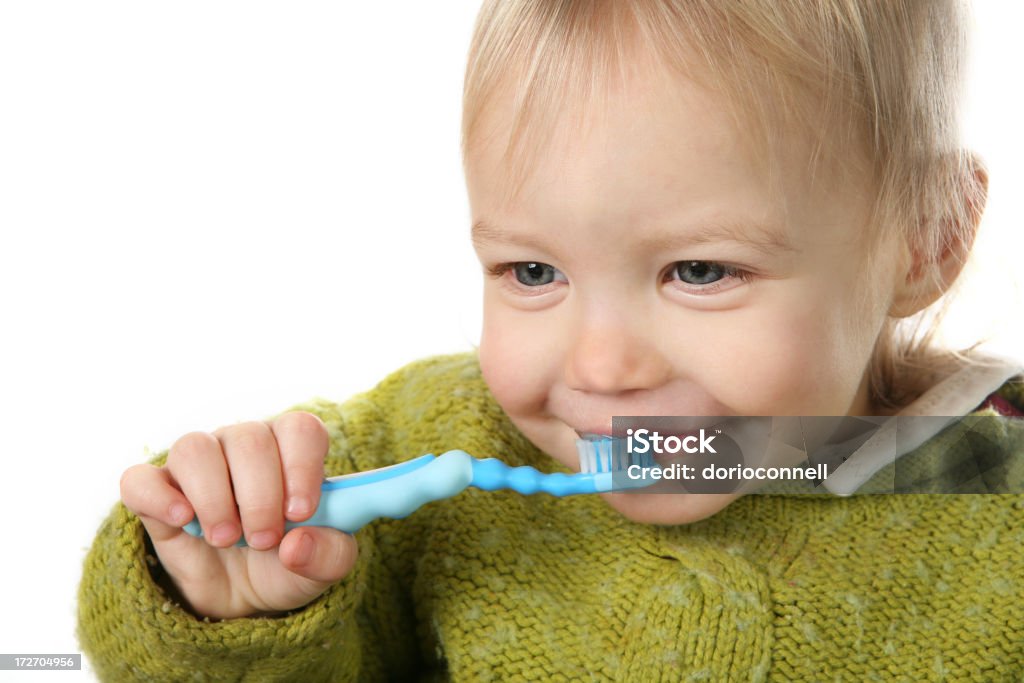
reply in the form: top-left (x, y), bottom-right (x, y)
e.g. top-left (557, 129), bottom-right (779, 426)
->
top-left (674, 261), bottom-right (728, 285)
top-left (666, 260), bottom-right (751, 296)
top-left (513, 262), bottom-right (560, 286)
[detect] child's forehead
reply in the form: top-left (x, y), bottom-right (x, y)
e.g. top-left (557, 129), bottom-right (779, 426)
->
top-left (479, 41), bottom-right (872, 201)
top-left (466, 58), bottom-right (869, 233)
top-left (466, 0), bottom-right (915, 234)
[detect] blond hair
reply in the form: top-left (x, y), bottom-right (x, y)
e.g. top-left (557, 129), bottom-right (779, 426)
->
top-left (461, 0), bottom-right (989, 411)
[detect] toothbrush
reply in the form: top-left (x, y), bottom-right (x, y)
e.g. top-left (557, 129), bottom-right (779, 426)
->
top-left (182, 435), bottom-right (653, 545)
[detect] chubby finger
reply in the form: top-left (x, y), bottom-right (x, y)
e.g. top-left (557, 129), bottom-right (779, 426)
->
top-left (167, 431), bottom-right (241, 548)
top-left (278, 526), bottom-right (358, 585)
top-left (216, 421), bottom-right (284, 551)
top-left (119, 463), bottom-right (194, 543)
top-left (268, 412), bottom-right (329, 523)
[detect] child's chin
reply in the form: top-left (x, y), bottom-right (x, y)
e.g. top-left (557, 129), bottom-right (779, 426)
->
top-left (598, 490), bottom-right (743, 525)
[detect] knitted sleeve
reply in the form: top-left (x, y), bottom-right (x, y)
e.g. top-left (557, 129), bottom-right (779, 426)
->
top-left (76, 363), bottom-right (431, 682)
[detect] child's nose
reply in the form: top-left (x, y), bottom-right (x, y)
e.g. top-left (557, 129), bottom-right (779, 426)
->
top-left (563, 320), bottom-right (672, 395)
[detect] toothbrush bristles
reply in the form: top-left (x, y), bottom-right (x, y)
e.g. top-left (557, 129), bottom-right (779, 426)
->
top-left (576, 435), bottom-right (651, 474)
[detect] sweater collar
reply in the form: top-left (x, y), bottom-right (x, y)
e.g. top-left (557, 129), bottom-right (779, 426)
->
top-left (822, 355), bottom-right (1023, 496)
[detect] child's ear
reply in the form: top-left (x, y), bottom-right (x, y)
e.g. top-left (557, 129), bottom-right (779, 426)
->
top-left (888, 153), bottom-right (988, 318)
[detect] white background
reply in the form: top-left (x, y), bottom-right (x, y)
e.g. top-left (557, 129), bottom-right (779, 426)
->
top-left (0, 3), bottom-right (1021, 681)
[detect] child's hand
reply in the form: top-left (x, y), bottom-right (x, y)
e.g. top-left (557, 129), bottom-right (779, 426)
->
top-left (119, 412), bottom-right (358, 620)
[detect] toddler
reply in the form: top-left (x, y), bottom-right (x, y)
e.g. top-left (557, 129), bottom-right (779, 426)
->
top-left (79, 0), bottom-right (1024, 680)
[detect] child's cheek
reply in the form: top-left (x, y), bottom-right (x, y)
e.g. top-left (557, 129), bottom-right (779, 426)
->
top-left (717, 299), bottom-right (868, 415)
top-left (478, 308), bottom-right (548, 418)
top-left (681, 295), bottom-right (851, 415)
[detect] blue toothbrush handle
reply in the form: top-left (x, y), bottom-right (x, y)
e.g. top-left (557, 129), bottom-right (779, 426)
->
top-left (181, 451), bottom-right (475, 545)
top-left (470, 457), bottom-right (614, 494)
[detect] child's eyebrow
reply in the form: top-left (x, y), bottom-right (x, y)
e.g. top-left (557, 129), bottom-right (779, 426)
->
top-left (472, 220), bottom-right (547, 251)
top-left (472, 218), bottom-right (798, 256)
top-left (641, 220), bottom-right (799, 256)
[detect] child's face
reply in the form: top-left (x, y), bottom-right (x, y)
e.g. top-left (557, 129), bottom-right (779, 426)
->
top-left (466, 62), bottom-right (909, 524)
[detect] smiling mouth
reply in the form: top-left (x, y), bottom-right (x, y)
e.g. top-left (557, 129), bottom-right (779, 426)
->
top-left (575, 430), bottom-right (615, 440)
top-left (573, 424), bottom-right (725, 438)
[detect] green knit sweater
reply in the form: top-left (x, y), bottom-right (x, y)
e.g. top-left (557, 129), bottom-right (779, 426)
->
top-left (77, 353), bottom-right (1024, 681)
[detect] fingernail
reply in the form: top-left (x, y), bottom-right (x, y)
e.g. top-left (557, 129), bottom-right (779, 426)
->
top-left (249, 530), bottom-right (277, 550)
top-left (169, 503), bottom-right (190, 526)
top-left (287, 496), bottom-right (311, 518)
top-left (294, 532), bottom-right (315, 566)
top-left (210, 521), bottom-right (238, 546)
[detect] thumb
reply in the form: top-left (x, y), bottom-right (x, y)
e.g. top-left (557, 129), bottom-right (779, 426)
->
top-left (278, 526), bottom-right (359, 586)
